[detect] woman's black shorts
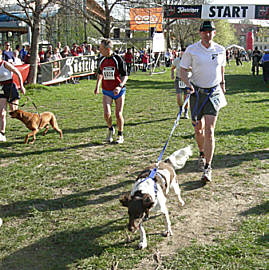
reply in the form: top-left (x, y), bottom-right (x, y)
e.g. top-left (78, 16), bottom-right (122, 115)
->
top-left (0, 82), bottom-right (20, 102)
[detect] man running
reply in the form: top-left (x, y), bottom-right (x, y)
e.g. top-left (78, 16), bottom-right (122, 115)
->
top-left (180, 21), bottom-right (227, 183)
top-left (94, 39), bottom-right (128, 144)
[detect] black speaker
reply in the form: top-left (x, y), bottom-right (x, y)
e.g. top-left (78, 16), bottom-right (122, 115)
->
top-left (150, 27), bottom-right (155, 37)
top-left (113, 28), bottom-right (120, 39)
top-left (126, 29), bottom-right (131, 38)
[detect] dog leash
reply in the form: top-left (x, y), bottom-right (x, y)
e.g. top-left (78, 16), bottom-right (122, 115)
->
top-left (156, 93), bottom-right (190, 166)
top-left (137, 94), bottom-right (191, 194)
top-left (8, 95), bottom-right (38, 111)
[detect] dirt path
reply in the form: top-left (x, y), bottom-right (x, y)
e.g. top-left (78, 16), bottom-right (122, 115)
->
top-left (134, 167), bottom-right (268, 270)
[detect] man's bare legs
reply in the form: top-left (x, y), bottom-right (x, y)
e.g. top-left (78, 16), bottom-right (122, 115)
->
top-left (103, 95), bottom-right (113, 128)
top-left (102, 94), bottom-right (125, 143)
top-left (0, 98), bottom-right (7, 135)
top-left (193, 115), bottom-right (217, 181)
top-left (115, 94), bottom-right (125, 132)
top-left (177, 93), bottom-right (189, 118)
top-left (204, 115), bottom-right (217, 165)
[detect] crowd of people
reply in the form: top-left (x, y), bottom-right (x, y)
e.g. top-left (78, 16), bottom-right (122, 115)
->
top-left (225, 46), bottom-right (269, 83)
top-left (0, 41), bottom-right (98, 66)
top-left (0, 40), bottom-right (186, 78)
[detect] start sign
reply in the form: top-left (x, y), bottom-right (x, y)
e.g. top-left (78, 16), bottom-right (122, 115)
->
top-left (202, 5), bottom-right (255, 19)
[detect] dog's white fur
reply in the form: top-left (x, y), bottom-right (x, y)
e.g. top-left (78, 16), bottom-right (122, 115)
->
top-left (121, 145), bottom-right (192, 249)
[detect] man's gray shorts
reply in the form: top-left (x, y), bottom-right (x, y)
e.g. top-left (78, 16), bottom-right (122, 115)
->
top-left (190, 92), bottom-right (218, 121)
top-left (175, 78), bottom-right (188, 94)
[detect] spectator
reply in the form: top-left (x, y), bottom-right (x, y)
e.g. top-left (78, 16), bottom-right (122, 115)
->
top-left (51, 48), bottom-right (62, 61)
top-left (45, 45), bottom-right (53, 61)
top-left (39, 47), bottom-right (46, 63)
top-left (15, 44), bottom-right (20, 53)
top-left (226, 49), bottom-right (230, 65)
top-left (2, 42), bottom-right (14, 63)
top-left (77, 45), bottom-right (84, 56)
top-left (56, 42), bottom-right (62, 52)
top-left (85, 44), bottom-right (95, 56)
top-left (45, 51), bottom-right (53, 62)
top-left (19, 45), bottom-right (27, 61)
top-left (124, 48), bottom-right (133, 75)
top-left (24, 46), bottom-right (31, 64)
top-left (235, 49), bottom-right (242, 66)
top-left (261, 49), bottom-right (269, 83)
top-left (71, 43), bottom-right (79, 56)
top-left (61, 45), bottom-right (71, 58)
top-left (252, 46), bottom-right (262, 76)
top-left (92, 45), bottom-right (98, 55)
top-left (165, 49), bottom-right (172, 67)
top-left (13, 50), bottom-right (23, 65)
top-left (142, 50), bottom-right (149, 72)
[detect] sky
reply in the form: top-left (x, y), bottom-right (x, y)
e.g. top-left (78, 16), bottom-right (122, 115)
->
top-left (210, 0), bottom-right (269, 4)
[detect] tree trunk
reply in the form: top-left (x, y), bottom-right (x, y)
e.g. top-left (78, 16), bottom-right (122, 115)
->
top-left (103, 12), bottom-right (111, 38)
top-left (27, 4), bottom-right (42, 84)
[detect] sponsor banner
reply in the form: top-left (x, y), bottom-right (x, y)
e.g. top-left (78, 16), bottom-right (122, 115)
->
top-left (39, 55), bottom-right (96, 85)
top-left (255, 5), bottom-right (269, 20)
top-left (130, 8), bottom-right (163, 31)
top-left (202, 5), bottom-right (255, 19)
top-left (164, 5), bottom-right (202, 19)
top-left (13, 64), bottom-right (30, 88)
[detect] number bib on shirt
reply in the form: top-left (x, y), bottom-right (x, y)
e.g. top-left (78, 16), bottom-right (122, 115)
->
top-left (103, 67), bottom-right (115, 80)
top-left (178, 80), bottom-right (186, 88)
top-left (209, 87), bottom-right (227, 111)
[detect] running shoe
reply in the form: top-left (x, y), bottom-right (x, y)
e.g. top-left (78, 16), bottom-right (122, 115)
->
top-left (202, 166), bottom-right (212, 182)
top-left (183, 112), bottom-right (189, 119)
top-left (116, 135), bottom-right (124, 144)
top-left (106, 127), bottom-right (115, 143)
top-left (0, 133), bottom-right (6, 142)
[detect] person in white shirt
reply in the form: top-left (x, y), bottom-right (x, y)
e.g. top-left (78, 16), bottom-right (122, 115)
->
top-left (180, 21), bottom-right (226, 183)
top-left (13, 50), bottom-right (23, 65)
top-left (51, 48), bottom-right (62, 61)
top-left (0, 60), bottom-right (26, 142)
top-left (171, 48), bottom-right (190, 119)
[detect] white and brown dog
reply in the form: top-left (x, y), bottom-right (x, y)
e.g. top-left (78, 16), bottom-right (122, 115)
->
top-left (120, 146), bottom-right (192, 249)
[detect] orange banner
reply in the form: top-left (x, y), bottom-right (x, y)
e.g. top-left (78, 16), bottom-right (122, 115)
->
top-left (130, 8), bottom-right (163, 31)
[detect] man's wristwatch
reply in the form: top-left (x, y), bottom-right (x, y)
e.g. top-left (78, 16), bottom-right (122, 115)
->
top-left (119, 83), bottom-right (124, 88)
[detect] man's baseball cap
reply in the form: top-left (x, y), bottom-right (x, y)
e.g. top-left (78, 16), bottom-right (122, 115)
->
top-left (200, 21), bottom-right (216, 32)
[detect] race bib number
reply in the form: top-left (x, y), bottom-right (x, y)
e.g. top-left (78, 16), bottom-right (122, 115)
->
top-left (178, 80), bottom-right (186, 88)
top-left (209, 88), bottom-right (227, 111)
top-left (103, 67), bottom-right (115, 80)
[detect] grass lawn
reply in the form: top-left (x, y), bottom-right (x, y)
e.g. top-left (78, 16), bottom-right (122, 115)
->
top-left (0, 60), bottom-right (268, 269)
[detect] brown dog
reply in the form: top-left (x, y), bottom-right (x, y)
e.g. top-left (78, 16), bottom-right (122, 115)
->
top-left (9, 109), bottom-right (63, 144)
